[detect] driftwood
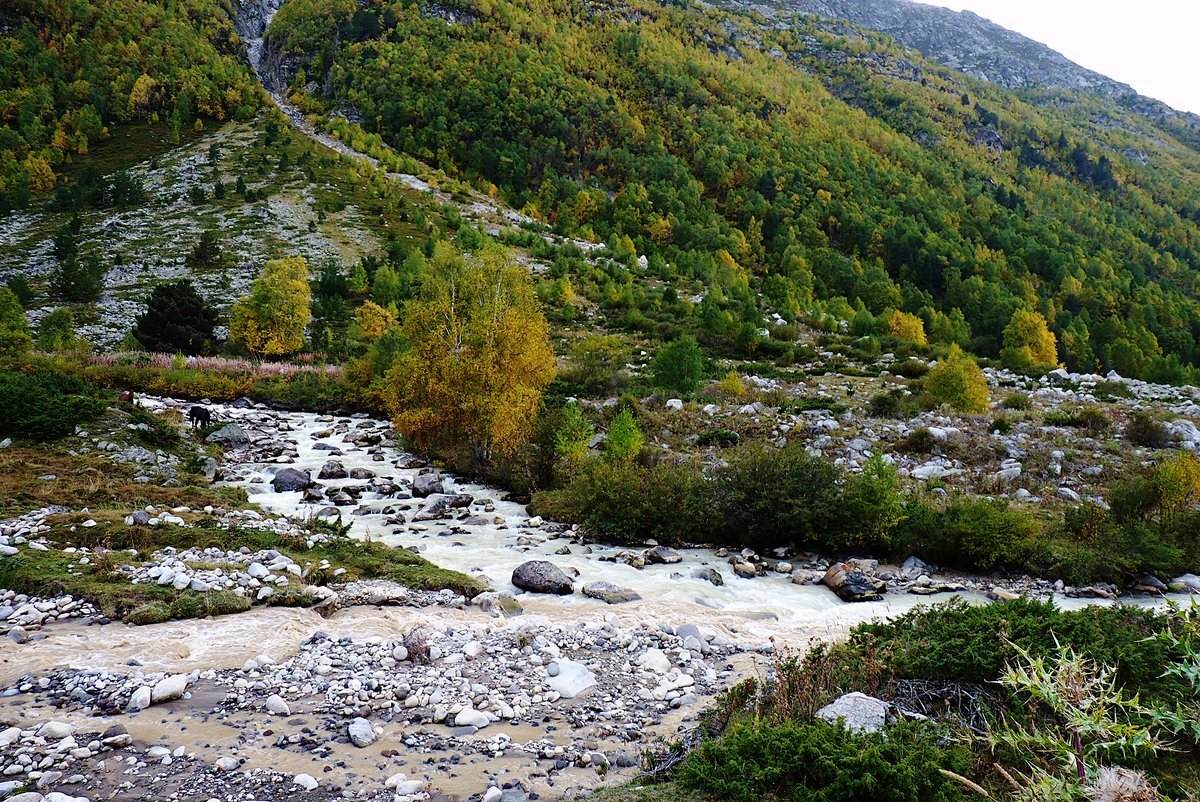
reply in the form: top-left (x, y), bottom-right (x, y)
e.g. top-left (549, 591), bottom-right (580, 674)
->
top-left (889, 678), bottom-right (998, 734)
top-left (939, 769), bottom-right (991, 797)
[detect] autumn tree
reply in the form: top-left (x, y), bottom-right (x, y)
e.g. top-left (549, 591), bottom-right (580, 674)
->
top-left (886, 310), bottom-right (927, 345)
top-left (228, 256), bottom-right (312, 356)
top-left (1001, 308), bottom-right (1058, 369)
top-left (353, 300), bottom-right (395, 340)
top-left (388, 242), bottom-right (555, 467)
top-left (924, 344), bottom-right (989, 413)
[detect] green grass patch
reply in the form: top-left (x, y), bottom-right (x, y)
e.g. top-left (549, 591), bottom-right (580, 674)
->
top-left (1, 518), bottom-right (483, 626)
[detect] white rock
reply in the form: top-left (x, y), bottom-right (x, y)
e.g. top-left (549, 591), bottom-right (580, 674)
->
top-left (816, 692), bottom-right (891, 734)
top-left (293, 773), bottom-right (318, 791)
top-left (453, 707), bottom-right (491, 729)
top-left (127, 686), bottom-right (152, 711)
top-left (265, 694), bottom-right (291, 716)
top-left (348, 717), bottom-right (377, 747)
top-left (36, 721), bottom-right (74, 740)
top-left (151, 674), bottom-right (188, 704)
top-left (546, 658), bottom-right (596, 698)
top-left (394, 780), bottom-right (426, 795)
top-left (637, 648), bottom-right (672, 675)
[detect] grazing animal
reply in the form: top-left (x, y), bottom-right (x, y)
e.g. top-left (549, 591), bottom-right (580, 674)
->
top-left (118, 390), bottom-right (135, 404)
top-left (188, 406), bottom-right (212, 428)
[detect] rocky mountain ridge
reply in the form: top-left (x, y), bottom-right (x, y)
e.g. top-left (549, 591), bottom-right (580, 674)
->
top-left (726, 0), bottom-right (1200, 149)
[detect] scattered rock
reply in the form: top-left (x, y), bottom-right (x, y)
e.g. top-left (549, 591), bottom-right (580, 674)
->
top-left (644, 545), bottom-right (682, 564)
top-left (816, 692), bottom-right (891, 734)
top-left (347, 717), bottom-right (377, 748)
top-left (205, 424), bottom-right (250, 446)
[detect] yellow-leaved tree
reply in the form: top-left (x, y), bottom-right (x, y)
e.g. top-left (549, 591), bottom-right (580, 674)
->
top-left (388, 242), bottom-right (555, 468)
top-left (353, 300), bottom-right (396, 340)
top-left (886, 310), bottom-right (927, 345)
top-left (229, 256), bottom-right (312, 356)
top-left (1001, 308), bottom-right (1058, 369)
top-left (924, 344), bottom-right (990, 413)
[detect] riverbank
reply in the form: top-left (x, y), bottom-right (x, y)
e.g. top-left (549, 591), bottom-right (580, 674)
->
top-left (2, 395), bottom-right (1197, 801)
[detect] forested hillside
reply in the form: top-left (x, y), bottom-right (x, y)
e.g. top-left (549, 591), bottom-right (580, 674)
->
top-left (267, 0), bottom-right (1200, 381)
top-left (0, 0), bottom-right (260, 212)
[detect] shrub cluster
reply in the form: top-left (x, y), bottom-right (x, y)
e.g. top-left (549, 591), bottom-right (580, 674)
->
top-left (680, 599), bottom-right (1199, 802)
top-left (0, 369), bottom-right (105, 440)
top-left (532, 429), bottom-right (1200, 582)
top-left (677, 720), bottom-right (971, 802)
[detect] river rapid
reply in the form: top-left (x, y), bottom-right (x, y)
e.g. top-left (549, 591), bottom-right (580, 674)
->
top-left (166, 398), bottom-right (1178, 646)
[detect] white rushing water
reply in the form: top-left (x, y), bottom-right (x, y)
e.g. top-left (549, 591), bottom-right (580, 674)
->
top-left (135, 398), bottom-right (1182, 645)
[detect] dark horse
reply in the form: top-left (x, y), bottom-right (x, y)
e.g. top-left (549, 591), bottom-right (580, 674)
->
top-left (188, 406), bottom-right (212, 428)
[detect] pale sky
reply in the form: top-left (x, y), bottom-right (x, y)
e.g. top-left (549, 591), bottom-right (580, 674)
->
top-left (927, 0), bottom-right (1200, 114)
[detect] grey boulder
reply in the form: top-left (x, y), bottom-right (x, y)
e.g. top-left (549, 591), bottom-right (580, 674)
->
top-left (582, 581), bottom-right (642, 604)
top-left (318, 460), bottom-right (348, 480)
top-left (511, 561), bottom-right (574, 595)
top-left (205, 424), bottom-right (250, 446)
top-left (272, 468), bottom-right (314, 492)
top-left (412, 473), bottom-right (444, 497)
top-left (644, 545), bottom-right (683, 564)
top-left (816, 692), bottom-right (892, 734)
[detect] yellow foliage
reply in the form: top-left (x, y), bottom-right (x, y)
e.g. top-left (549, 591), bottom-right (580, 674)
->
top-left (128, 73), bottom-right (157, 113)
top-left (924, 344), bottom-right (989, 414)
top-left (1002, 309), bottom-right (1058, 368)
top-left (715, 370), bottom-right (745, 398)
top-left (354, 300), bottom-right (395, 340)
top-left (24, 155), bottom-right (56, 193)
top-left (228, 256), bottom-right (312, 356)
top-left (1154, 453), bottom-right (1200, 528)
top-left (886, 310), bottom-right (927, 345)
top-left (647, 216), bottom-right (674, 246)
top-left (388, 242), bottom-right (555, 465)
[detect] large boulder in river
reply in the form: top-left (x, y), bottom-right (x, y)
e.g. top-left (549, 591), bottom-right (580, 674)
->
top-left (582, 581), bottom-right (641, 604)
top-left (412, 493), bottom-right (474, 521)
top-left (272, 468), bottom-right (314, 492)
top-left (512, 561), bottom-right (574, 595)
top-left (206, 424), bottom-right (250, 446)
top-left (899, 555), bottom-right (935, 581)
top-left (318, 460), bottom-right (348, 480)
top-left (644, 545), bottom-right (682, 564)
top-left (412, 473), bottom-right (444, 497)
top-left (1169, 573), bottom-right (1200, 593)
top-left (822, 562), bottom-right (885, 602)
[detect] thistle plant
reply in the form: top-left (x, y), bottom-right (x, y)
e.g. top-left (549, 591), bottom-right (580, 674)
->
top-left (989, 639), bottom-right (1168, 802)
top-left (1148, 599), bottom-right (1200, 746)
